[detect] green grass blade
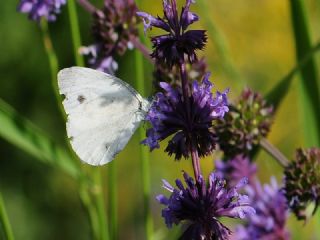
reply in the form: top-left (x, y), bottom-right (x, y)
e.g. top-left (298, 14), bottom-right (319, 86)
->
top-left (0, 192), bottom-right (14, 240)
top-left (40, 19), bottom-right (66, 120)
top-left (0, 98), bottom-right (79, 178)
top-left (107, 161), bottom-right (118, 240)
top-left (289, 0), bottom-right (320, 146)
top-left (135, 1), bottom-right (153, 237)
top-left (93, 169), bottom-right (109, 240)
top-left (67, 0), bottom-right (85, 66)
top-left (266, 41), bottom-right (320, 111)
top-left (135, 46), bottom-right (154, 240)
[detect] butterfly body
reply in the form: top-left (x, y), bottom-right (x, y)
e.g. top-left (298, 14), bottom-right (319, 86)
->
top-left (58, 67), bottom-right (150, 166)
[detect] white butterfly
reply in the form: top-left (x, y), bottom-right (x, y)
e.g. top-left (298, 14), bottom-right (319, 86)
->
top-left (58, 67), bottom-right (151, 166)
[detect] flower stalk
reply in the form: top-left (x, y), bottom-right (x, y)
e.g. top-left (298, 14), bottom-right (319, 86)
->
top-left (191, 145), bottom-right (201, 180)
top-left (179, 61), bottom-right (190, 101)
top-left (260, 138), bottom-right (289, 167)
top-left (77, 0), bottom-right (96, 14)
top-left (40, 19), bottom-right (66, 119)
top-left (130, 36), bottom-right (154, 64)
top-left (179, 59), bottom-right (201, 180)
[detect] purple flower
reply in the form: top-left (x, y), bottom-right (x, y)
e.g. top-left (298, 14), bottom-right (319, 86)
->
top-left (157, 171), bottom-right (255, 240)
top-left (93, 0), bottom-right (139, 56)
top-left (81, 0), bottom-right (139, 73)
top-left (142, 73), bottom-right (229, 160)
top-left (137, 0), bottom-right (207, 68)
top-left (17, 0), bottom-right (66, 22)
top-left (233, 178), bottom-right (290, 240)
top-left (153, 58), bottom-right (208, 91)
top-left (79, 44), bottom-right (118, 75)
top-left (215, 155), bottom-right (257, 188)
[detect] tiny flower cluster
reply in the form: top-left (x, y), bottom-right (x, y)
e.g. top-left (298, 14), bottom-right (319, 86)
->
top-left (18, 0), bottom-right (66, 22)
top-left (153, 58), bottom-right (208, 91)
top-left (215, 88), bottom-right (273, 159)
top-left (142, 74), bottom-right (229, 160)
top-left (81, 0), bottom-right (140, 73)
top-left (157, 171), bottom-right (255, 240)
top-left (137, 0), bottom-right (207, 67)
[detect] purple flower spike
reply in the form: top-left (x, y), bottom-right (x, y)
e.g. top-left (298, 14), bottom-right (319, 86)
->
top-left (136, 12), bottom-right (170, 34)
top-left (215, 155), bottom-right (257, 188)
top-left (137, 0), bottom-right (207, 68)
top-left (142, 74), bottom-right (229, 160)
top-left (233, 178), bottom-right (290, 240)
top-left (81, 0), bottom-right (140, 73)
top-left (18, 0), bottom-right (66, 22)
top-left (157, 171), bottom-right (255, 240)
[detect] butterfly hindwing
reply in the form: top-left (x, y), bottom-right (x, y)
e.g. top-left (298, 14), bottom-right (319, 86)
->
top-left (58, 67), bottom-right (148, 165)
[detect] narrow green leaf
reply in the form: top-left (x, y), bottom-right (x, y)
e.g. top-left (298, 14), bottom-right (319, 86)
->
top-left (0, 192), bottom-right (14, 240)
top-left (290, 0), bottom-right (320, 146)
top-left (40, 19), bottom-right (66, 120)
top-left (107, 161), bottom-right (117, 240)
top-left (266, 41), bottom-right (320, 111)
top-left (67, 0), bottom-right (85, 67)
top-left (0, 98), bottom-right (79, 178)
top-left (134, 1), bottom-right (153, 237)
top-left (134, 35), bottom-right (154, 240)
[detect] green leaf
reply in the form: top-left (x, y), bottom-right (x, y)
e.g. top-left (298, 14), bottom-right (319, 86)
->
top-left (266, 41), bottom-right (320, 111)
top-left (0, 192), bottom-right (14, 240)
top-left (0, 98), bottom-right (79, 178)
top-left (289, 0), bottom-right (320, 147)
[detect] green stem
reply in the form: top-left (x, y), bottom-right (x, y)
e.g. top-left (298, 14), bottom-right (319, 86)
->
top-left (108, 161), bottom-right (117, 240)
top-left (79, 179), bottom-right (100, 240)
top-left (93, 169), bottom-right (109, 240)
top-left (260, 138), bottom-right (290, 167)
top-left (67, 0), bottom-right (85, 66)
top-left (0, 192), bottom-right (14, 240)
top-left (135, 29), bottom-right (153, 240)
top-left (40, 20), bottom-right (65, 119)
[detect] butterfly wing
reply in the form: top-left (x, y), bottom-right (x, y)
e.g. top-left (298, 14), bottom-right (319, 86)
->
top-left (58, 67), bottom-right (149, 166)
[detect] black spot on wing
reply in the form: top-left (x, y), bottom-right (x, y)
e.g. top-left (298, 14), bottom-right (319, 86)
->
top-left (77, 95), bottom-right (86, 103)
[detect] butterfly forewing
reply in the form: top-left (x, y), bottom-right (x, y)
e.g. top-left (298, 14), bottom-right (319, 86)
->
top-left (58, 67), bottom-right (148, 165)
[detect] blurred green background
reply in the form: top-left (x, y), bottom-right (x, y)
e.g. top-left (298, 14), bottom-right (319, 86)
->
top-left (1, 0), bottom-right (320, 239)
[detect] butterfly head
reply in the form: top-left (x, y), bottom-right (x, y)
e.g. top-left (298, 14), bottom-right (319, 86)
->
top-left (139, 97), bottom-right (153, 115)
